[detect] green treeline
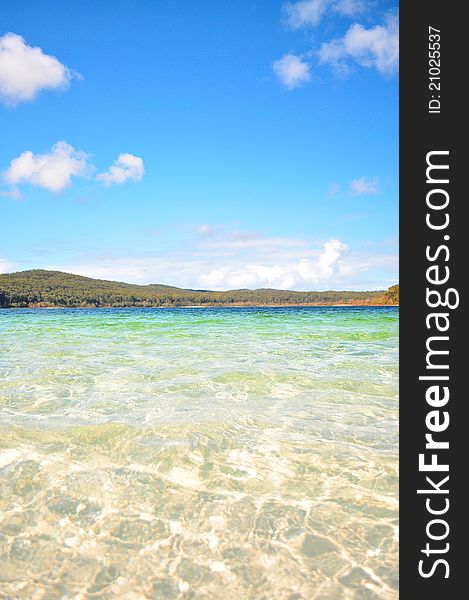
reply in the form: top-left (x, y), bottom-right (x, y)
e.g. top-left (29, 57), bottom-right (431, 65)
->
top-left (0, 270), bottom-right (399, 308)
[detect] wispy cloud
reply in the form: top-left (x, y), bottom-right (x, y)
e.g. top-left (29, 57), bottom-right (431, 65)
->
top-left (328, 182), bottom-right (341, 197)
top-left (199, 235), bottom-right (310, 254)
top-left (196, 224), bottom-right (218, 239)
top-left (0, 33), bottom-right (76, 105)
top-left (272, 53), bottom-right (311, 89)
top-left (282, 0), bottom-right (329, 28)
top-left (318, 14), bottom-right (399, 76)
top-left (230, 230), bottom-right (262, 243)
top-left (97, 153), bottom-right (145, 186)
top-left (282, 0), bottom-right (367, 29)
top-left (0, 186), bottom-right (22, 200)
top-left (3, 141), bottom-right (92, 193)
top-left (195, 225), bottom-right (299, 249)
top-left (0, 258), bottom-right (18, 274)
top-left (349, 176), bottom-right (379, 196)
top-left (333, 0), bottom-right (368, 18)
top-left (194, 225), bottom-right (309, 254)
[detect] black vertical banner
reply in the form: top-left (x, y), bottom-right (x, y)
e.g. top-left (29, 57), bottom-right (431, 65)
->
top-left (400, 1), bottom-right (464, 596)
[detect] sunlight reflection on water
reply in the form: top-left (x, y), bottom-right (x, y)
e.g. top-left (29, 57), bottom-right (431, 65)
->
top-left (0, 307), bottom-right (398, 599)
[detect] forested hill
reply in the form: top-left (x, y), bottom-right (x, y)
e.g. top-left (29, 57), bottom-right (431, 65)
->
top-left (0, 270), bottom-right (399, 308)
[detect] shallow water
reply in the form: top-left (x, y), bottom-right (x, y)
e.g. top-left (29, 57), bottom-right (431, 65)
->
top-left (0, 307), bottom-right (398, 599)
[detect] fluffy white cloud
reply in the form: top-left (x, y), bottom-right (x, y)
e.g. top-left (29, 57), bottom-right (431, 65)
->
top-left (318, 15), bottom-right (399, 76)
top-left (0, 33), bottom-right (73, 105)
top-left (349, 176), bottom-right (378, 196)
top-left (97, 153), bottom-right (145, 186)
top-left (297, 239), bottom-right (347, 280)
top-left (282, 0), bottom-right (367, 29)
top-left (44, 232), bottom-right (397, 291)
top-left (47, 245), bottom-right (397, 290)
top-left (200, 265), bottom-right (290, 290)
top-left (200, 239), bottom-right (348, 289)
top-left (272, 54), bottom-right (311, 89)
top-left (2, 145), bottom-right (146, 194)
top-left (3, 141), bottom-right (92, 192)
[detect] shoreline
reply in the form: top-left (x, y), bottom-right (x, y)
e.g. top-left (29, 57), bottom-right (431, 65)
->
top-left (1, 303), bottom-right (399, 310)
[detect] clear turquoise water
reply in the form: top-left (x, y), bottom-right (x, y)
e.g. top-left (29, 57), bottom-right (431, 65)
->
top-left (0, 307), bottom-right (398, 599)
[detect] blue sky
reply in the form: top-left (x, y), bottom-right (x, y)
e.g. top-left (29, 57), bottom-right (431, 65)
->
top-left (0, 0), bottom-right (398, 290)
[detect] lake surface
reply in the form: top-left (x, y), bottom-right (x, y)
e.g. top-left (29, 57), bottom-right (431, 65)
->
top-left (0, 307), bottom-right (398, 599)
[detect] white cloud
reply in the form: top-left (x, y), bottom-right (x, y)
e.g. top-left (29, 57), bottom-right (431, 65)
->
top-left (333, 0), bottom-right (367, 17)
top-left (3, 141), bottom-right (92, 193)
top-left (298, 238), bottom-right (348, 279)
top-left (97, 153), bottom-right (145, 186)
top-left (0, 258), bottom-right (18, 274)
top-left (196, 224), bottom-right (217, 239)
top-left (272, 53), bottom-right (311, 89)
top-left (318, 15), bottom-right (399, 76)
top-left (282, 0), bottom-right (367, 29)
top-left (200, 239), bottom-right (348, 289)
top-left (195, 236), bottom-right (396, 290)
top-left (44, 231), bottom-right (397, 291)
top-left (282, 0), bottom-right (329, 28)
top-left (201, 265), bottom-right (293, 290)
top-left (0, 33), bottom-right (74, 105)
top-left (349, 176), bottom-right (378, 196)
top-left (2, 145), bottom-right (146, 194)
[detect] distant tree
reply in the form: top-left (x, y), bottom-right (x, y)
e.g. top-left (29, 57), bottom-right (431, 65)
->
top-left (0, 269), bottom-right (398, 308)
